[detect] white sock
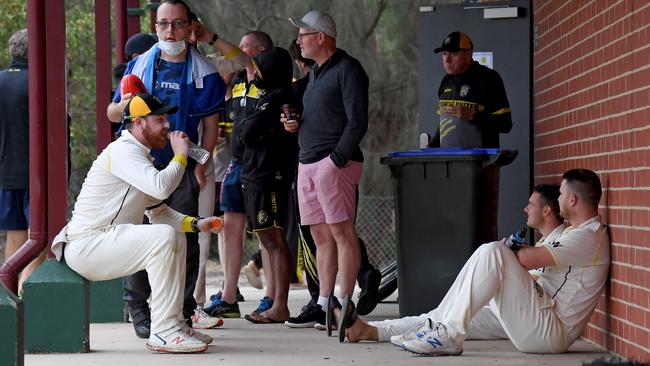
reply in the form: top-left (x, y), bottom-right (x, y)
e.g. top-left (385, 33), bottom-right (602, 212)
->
top-left (317, 296), bottom-right (329, 309)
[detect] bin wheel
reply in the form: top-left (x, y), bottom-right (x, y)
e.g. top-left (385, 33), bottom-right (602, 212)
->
top-left (377, 260), bottom-right (398, 302)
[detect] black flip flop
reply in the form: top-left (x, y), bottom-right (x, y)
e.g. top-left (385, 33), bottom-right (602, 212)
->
top-left (338, 294), bottom-right (358, 343)
top-left (326, 293), bottom-right (340, 337)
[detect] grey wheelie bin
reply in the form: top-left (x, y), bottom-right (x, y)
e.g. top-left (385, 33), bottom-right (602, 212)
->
top-left (380, 148), bottom-right (517, 317)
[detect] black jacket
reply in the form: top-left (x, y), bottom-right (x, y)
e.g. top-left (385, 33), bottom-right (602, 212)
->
top-left (230, 70), bottom-right (263, 164)
top-left (238, 47), bottom-right (298, 191)
top-left (299, 49), bottom-right (368, 167)
top-left (0, 59), bottom-right (29, 189)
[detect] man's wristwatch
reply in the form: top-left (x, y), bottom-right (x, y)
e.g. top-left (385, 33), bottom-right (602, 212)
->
top-left (208, 33), bottom-right (219, 46)
top-left (191, 217), bottom-right (202, 233)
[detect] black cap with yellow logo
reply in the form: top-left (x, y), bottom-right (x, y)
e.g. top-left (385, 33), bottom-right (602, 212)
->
top-left (434, 31), bottom-right (474, 53)
top-left (124, 94), bottom-right (178, 122)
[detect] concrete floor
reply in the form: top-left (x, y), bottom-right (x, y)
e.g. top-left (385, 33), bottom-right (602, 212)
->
top-left (23, 267), bottom-right (610, 366)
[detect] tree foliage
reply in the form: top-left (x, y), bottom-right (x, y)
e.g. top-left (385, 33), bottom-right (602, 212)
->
top-left (66, 0), bottom-right (101, 207)
top-left (0, 1), bottom-right (27, 67)
top-left (0, 0), bottom-right (112, 209)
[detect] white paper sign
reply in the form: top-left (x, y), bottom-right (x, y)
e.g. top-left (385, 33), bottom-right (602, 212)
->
top-left (473, 52), bottom-right (493, 69)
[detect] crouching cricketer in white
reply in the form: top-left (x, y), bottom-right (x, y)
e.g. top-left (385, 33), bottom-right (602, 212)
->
top-left (53, 94), bottom-right (221, 353)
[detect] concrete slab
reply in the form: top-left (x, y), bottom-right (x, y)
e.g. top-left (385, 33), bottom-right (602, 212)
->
top-left (25, 284), bottom-right (609, 366)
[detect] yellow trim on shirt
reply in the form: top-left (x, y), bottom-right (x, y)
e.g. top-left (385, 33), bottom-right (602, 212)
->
top-left (248, 84), bottom-right (261, 98)
top-left (181, 216), bottom-right (195, 233)
top-left (543, 245), bottom-right (559, 266)
top-left (438, 99), bottom-right (486, 113)
top-left (223, 48), bottom-right (240, 59)
top-left (232, 82), bottom-right (246, 98)
top-left (491, 107), bottom-right (512, 115)
top-left (172, 155), bottom-right (187, 169)
top-left (593, 224), bottom-right (607, 266)
top-left (233, 82), bottom-right (263, 100)
top-left (107, 146), bottom-right (112, 173)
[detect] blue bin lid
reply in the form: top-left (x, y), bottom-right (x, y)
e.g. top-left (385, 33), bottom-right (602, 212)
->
top-left (388, 148), bottom-right (501, 158)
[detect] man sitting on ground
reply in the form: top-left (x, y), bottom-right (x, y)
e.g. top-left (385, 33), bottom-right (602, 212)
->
top-left (344, 169), bottom-right (610, 357)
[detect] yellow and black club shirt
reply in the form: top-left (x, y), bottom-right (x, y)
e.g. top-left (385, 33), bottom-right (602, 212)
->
top-left (435, 61), bottom-right (512, 148)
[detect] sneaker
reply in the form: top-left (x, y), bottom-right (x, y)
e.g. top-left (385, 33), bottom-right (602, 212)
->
top-left (192, 308), bottom-right (223, 329)
top-left (204, 297), bottom-right (241, 318)
top-left (357, 268), bottom-right (381, 316)
top-left (126, 303), bottom-right (151, 339)
top-left (389, 325), bottom-right (422, 349)
top-left (402, 320), bottom-right (463, 356)
top-left (253, 296), bottom-right (273, 314)
top-left (314, 321), bottom-right (336, 331)
top-left (285, 302), bottom-right (326, 328)
top-left (210, 287), bottom-right (245, 302)
top-left (146, 324), bottom-right (207, 353)
top-left (244, 264), bottom-right (263, 289)
top-left (179, 321), bottom-right (213, 344)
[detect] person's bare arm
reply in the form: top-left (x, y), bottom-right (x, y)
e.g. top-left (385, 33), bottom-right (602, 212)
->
top-left (193, 22), bottom-right (251, 67)
top-left (194, 113), bottom-right (219, 191)
top-left (515, 246), bottom-right (556, 270)
top-left (107, 93), bottom-right (133, 122)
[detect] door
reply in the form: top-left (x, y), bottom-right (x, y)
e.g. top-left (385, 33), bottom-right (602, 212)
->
top-left (419, 0), bottom-right (532, 239)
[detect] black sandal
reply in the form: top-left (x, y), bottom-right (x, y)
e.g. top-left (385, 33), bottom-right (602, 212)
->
top-left (326, 292), bottom-right (340, 337)
top-left (338, 294), bottom-right (358, 343)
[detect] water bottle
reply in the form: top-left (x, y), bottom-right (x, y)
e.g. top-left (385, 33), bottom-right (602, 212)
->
top-left (505, 227), bottom-right (527, 251)
top-left (419, 133), bottom-right (430, 148)
top-left (187, 141), bottom-right (210, 165)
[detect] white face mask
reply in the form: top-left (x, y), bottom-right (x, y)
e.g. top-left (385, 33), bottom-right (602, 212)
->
top-left (158, 39), bottom-right (186, 56)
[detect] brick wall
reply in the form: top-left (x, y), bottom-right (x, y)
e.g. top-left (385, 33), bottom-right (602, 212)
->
top-left (533, 0), bottom-right (650, 361)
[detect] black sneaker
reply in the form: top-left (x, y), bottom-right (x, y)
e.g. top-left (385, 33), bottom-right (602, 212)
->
top-left (126, 303), bottom-right (151, 339)
top-left (210, 286), bottom-right (245, 302)
top-left (357, 268), bottom-right (381, 316)
top-left (204, 298), bottom-right (241, 318)
top-left (285, 301), bottom-right (326, 328)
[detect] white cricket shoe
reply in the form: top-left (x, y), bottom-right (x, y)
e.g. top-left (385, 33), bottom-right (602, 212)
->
top-left (192, 308), bottom-right (223, 329)
top-left (390, 325), bottom-right (422, 349)
top-left (146, 324), bottom-right (208, 353)
top-left (402, 320), bottom-right (463, 356)
top-left (180, 321), bottom-right (213, 344)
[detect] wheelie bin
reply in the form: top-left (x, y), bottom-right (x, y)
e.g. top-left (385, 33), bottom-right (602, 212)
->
top-left (380, 148), bottom-right (517, 317)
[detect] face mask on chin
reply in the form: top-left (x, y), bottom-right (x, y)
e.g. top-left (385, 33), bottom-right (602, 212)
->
top-left (158, 39), bottom-right (186, 56)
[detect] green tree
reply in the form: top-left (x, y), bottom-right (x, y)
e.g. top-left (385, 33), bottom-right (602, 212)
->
top-left (0, 1), bottom-right (27, 67)
top-left (0, 0), bottom-right (112, 211)
top-left (66, 0), bottom-right (100, 208)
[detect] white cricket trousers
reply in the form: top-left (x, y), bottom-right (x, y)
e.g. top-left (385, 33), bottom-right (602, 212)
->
top-left (371, 241), bottom-right (572, 353)
top-left (64, 224), bottom-right (187, 334)
top-left (195, 157), bottom-right (216, 307)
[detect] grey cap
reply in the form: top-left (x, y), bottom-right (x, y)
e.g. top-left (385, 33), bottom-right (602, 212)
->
top-left (289, 10), bottom-right (337, 38)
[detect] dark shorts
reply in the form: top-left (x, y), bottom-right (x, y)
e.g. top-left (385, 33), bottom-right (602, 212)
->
top-left (220, 161), bottom-right (245, 213)
top-left (243, 188), bottom-right (288, 232)
top-left (0, 189), bottom-right (29, 230)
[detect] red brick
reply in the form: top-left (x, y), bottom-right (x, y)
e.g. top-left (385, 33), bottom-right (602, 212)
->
top-left (534, 3), bottom-right (650, 359)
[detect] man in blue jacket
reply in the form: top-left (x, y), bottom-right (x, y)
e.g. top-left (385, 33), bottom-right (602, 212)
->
top-left (106, 0), bottom-right (225, 337)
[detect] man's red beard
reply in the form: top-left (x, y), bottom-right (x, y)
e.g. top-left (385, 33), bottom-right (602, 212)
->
top-left (143, 126), bottom-right (168, 150)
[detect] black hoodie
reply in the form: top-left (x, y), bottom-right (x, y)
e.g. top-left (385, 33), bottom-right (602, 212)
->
top-left (238, 47), bottom-right (298, 191)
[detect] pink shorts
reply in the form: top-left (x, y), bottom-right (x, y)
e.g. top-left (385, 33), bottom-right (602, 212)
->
top-left (297, 156), bottom-right (362, 225)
